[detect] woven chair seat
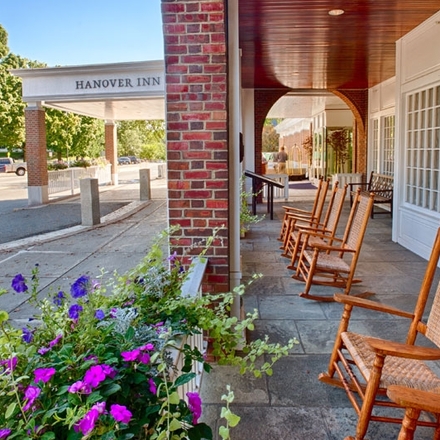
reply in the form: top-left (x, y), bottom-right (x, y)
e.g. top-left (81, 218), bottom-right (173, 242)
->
top-left (342, 331), bottom-right (440, 392)
top-left (303, 248), bottom-right (351, 273)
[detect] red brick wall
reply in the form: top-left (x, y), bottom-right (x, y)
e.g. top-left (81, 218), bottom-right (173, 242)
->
top-left (161, 0), bottom-right (228, 293)
top-left (105, 123), bottom-right (117, 174)
top-left (332, 89), bottom-right (368, 174)
top-left (25, 107), bottom-right (48, 187)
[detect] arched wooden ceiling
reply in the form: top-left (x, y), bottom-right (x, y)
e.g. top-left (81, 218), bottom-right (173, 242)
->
top-left (239, 0), bottom-right (440, 90)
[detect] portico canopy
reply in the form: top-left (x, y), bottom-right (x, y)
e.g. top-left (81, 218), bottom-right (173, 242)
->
top-left (10, 60), bottom-right (165, 121)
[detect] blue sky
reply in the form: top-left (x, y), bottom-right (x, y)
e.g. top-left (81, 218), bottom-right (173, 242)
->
top-left (0, 0), bottom-right (164, 67)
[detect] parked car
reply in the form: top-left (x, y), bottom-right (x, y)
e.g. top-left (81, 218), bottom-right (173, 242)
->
top-left (0, 157), bottom-right (27, 176)
top-left (118, 157), bottom-right (131, 165)
top-left (128, 156), bottom-right (141, 164)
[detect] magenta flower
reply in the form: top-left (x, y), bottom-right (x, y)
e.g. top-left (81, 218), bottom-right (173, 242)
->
top-left (187, 392), bottom-right (202, 425)
top-left (34, 367), bottom-right (56, 383)
top-left (140, 343), bottom-right (154, 351)
top-left (84, 365), bottom-right (106, 388)
top-left (74, 407), bottom-right (99, 435)
top-left (101, 364), bottom-right (117, 379)
top-left (23, 386), bottom-right (41, 411)
top-left (38, 347), bottom-right (50, 355)
top-left (110, 404), bottom-right (132, 424)
top-left (68, 380), bottom-right (91, 395)
top-left (0, 357), bottom-right (17, 373)
top-left (11, 274), bottom-right (28, 293)
top-left (92, 401), bottom-right (106, 415)
top-left (138, 353), bottom-right (150, 364)
top-left (149, 378), bottom-right (157, 395)
top-left (0, 429), bottom-right (11, 439)
top-left (121, 349), bottom-right (140, 362)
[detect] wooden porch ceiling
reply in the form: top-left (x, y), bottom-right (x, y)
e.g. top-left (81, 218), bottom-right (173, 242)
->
top-left (239, 1), bottom-right (440, 91)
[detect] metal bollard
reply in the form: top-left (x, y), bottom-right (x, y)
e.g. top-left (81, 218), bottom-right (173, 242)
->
top-left (80, 178), bottom-right (101, 226)
top-left (139, 168), bottom-right (151, 201)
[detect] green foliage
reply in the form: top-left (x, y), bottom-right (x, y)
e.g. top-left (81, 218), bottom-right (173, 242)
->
top-left (326, 128), bottom-right (351, 174)
top-left (0, 24), bottom-right (8, 59)
top-left (0, 228), bottom-right (295, 439)
top-left (262, 119), bottom-right (280, 152)
top-left (117, 120), bottom-right (165, 159)
top-left (240, 177), bottom-right (264, 235)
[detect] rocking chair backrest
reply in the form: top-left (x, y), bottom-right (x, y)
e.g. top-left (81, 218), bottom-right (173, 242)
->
top-left (322, 183), bottom-right (347, 234)
top-left (340, 190), bottom-right (374, 253)
top-left (313, 178), bottom-right (331, 225)
top-left (406, 227), bottom-right (440, 345)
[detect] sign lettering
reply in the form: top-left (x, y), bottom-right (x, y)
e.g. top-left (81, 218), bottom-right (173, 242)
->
top-left (75, 76), bottom-right (161, 90)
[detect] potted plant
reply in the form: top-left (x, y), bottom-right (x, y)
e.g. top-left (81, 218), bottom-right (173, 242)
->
top-left (240, 177), bottom-right (264, 238)
top-left (0, 228), bottom-right (294, 439)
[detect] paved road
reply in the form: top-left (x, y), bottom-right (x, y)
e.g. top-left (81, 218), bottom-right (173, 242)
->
top-left (0, 163), bottom-right (165, 245)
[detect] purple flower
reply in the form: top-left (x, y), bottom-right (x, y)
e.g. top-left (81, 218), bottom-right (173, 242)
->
top-left (68, 304), bottom-right (83, 320)
top-left (0, 357), bottom-right (17, 373)
top-left (22, 327), bottom-right (34, 343)
top-left (84, 365), bottom-right (106, 388)
top-left (110, 404), bottom-right (132, 424)
top-left (38, 347), bottom-right (50, 355)
top-left (149, 378), bottom-right (157, 395)
top-left (11, 274), bottom-right (28, 293)
top-left (53, 291), bottom-right (65, 306)
top-left (49, 334), bottom-right (63, 348)
top-left (0, 429), bottom-right (11, 439)
top-left (187, 392), bottom-right (202, 425)
top-left (74, 408), bottom-right (99, 435)
top-left (34, 367), bottom-right (56, 383)
top-left (23, 386), bottom-right (41, 411)
top-left (140, 343), bottom-right (154, 351)
top-left (94, 309), bottom-right (105, 320)
top-left (121, 349), bottom-right (140, 362)
top-left (68, 380), bottom-right (91, 395)
top-left (70, 275), bottom-right (91, 299)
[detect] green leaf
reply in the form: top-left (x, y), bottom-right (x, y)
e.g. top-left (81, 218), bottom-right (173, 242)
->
top-left (219, 426), bottom-right (230, 440)
top-left (174, 372), bottom-right (196, 387)
top-left (41, 432), bottom-right (56, 440)
top-left (5, 401), bottom-right (16, 419)
top-left (168, 391), bottom-right (180, 405)
top-left (0, 310), bottom-right (9, 323)
top-left (169, 418), bottom-right (181, 431)
top-left (125, 326), bottom-right (135, 340)
top-left (101, 383), bottom-right (121, 397)
top-left (226, 412), bottom-right (241, 428)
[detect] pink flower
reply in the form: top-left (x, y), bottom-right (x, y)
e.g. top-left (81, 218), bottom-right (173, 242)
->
top-left (110, 404), bottom-right (132, 424)
top-left (34, 367), bottom-right (56, 383)
top-left (68, 380), bottom-right (91, 395)
top-left (84, 365), bottom-right (106, 388)
top-left (92, 402), bottom-right (106, 414)
top-left (23, 386), bottom-right (41, 411)
top-left (0, 429), bottom-right (11, 439)
top-left (0, 357), bottom-right (17, 373)
top-left (121, 349), bottom-right (140, 362)
top-left (101, 364), bottom-right (117, 379)
top-left (74, 408), bottom-right (99, 435)
top-left (140, 343), bottom-right (154, 351)
top-left (187, 392), bottom-right (202, 425)
top-left (148, 378), bottom-right (157, 395)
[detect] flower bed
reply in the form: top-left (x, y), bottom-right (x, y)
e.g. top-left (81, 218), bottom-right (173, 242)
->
top-left (0, 229), bottom-right (295, 439)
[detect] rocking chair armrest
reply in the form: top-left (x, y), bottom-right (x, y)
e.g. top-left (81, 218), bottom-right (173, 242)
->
top-left (283, 206), bottom-right (312, 215)
top-left (308, 242), bottom-right (355, 253)
top-left (298, 229), bottom-right (343, 242)
top-left (365, 337), bottom-right (440, 361)
top-left (387, 385), bottom-right (440, 413)
top-left (334, 293), bottom-right (415, 319)
top-left (295, 223), bottom-right (329, 233)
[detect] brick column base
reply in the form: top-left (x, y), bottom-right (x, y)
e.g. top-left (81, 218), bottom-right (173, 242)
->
top-left (105, 122), bottom-right (118, 185)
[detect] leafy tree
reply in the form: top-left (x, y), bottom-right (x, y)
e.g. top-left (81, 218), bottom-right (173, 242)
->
top-left (326, 128), bottom-right (351, 174)
top-left (262, 119), bottom-right (281, 152)
top-left (117, 120), bottom-right (165, 159)
top-left (0, 24), bottom-right (8, 58)
top-left (70, 116), bottom-right (104, 159)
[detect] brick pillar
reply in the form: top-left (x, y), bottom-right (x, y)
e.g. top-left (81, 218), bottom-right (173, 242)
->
top-left (25, 104), bottom-right (48, 206)
top-left (105, 121), bottom-right (118, 185)
top-left (161, 0), bottom-right (229, 293)
top-left (332, 89), bottom-right (368, 175)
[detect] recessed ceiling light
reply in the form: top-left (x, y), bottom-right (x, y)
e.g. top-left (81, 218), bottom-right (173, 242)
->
top-left (328, 9), bottom-right (345, 16)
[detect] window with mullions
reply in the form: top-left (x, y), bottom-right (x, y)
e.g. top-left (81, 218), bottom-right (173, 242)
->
top-left (406, 85), bottom-right (440, 212)
top-left (382, 116), bottom-right (395, 175)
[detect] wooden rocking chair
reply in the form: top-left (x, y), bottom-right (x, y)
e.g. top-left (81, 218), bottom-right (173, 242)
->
top-left (318, 227), bottom-right (440, 440)
top-left (285, 183), bottom-right (348, 271)
top-left (292, 189), bottom-right (374, 301)
top-left (277, 177), bottom-right (329, 244)
top-left (279, 178), bottom-right (330, 253)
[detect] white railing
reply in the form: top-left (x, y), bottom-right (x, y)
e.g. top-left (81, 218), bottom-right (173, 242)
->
top-left (171, 257), bottom-right (208, 401)
top-left (48, 165), bottom-right (111, 196)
